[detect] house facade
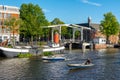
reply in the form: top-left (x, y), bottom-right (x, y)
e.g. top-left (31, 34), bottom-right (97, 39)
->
top-left (0, 5), bottom-right (20, 42)
top-left (78, 17), bottom-right (119, 44)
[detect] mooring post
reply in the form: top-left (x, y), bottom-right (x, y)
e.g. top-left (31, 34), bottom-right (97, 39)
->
top-left (90, 42), bottom-right (93, 50)
top-left (82, 43), bottom-right (86, 53)
top-left (69, 41), bottom-right (72, 50)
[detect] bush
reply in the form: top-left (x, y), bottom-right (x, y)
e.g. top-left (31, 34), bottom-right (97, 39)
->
top-left (38, 41), bottom-right (47, 46)
top-left (118, 40), bottom-right (120, 44)
top-left (17, 53), bottom-right (33, 58)
top-left (43, 52), bottom-right (53, 56)
top-left (7, 44), bottom-right (13, 48)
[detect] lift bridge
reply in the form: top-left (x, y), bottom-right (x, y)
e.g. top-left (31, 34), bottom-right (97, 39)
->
top-left (43, 24), bottom-right (92, 49)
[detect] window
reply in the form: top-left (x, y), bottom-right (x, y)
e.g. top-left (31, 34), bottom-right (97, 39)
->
top-left (0, 36), bottom-right (2, 42)
top-left (0, 6), bottom-right (4, 10)
top-left (4, 13), bottom-right (7, 19)
top-left (102, 40), bottom-right (104, 42)
top-left (0, 36), bottom-right (2, 39)
top-left (0, 27), bottom-right (2, 33)
top-left (4, 28), bottom-right (7, 33)
top-left (7, 7), bottom-right (19, 12)
top-left (0, 20), bottom-right (2, 25)
top-left (4, 36), bottom-right (7, 40)
top-left (7, 13), bottom-right (11, 18)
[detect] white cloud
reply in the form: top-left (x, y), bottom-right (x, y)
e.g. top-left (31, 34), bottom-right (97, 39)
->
top-left (81, 0), bottom-right (101, 7)
top-left (42, 9), bottom-right (50, 13)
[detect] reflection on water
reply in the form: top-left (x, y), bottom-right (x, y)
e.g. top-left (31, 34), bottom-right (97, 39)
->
top-left (0, 48), bottom-right (120, 80)
top-left (0, 58), bottom-right (30, 80)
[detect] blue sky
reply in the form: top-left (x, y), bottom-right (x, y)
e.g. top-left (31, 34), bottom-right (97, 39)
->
top-left (0, 0), bottom-right (120, 24)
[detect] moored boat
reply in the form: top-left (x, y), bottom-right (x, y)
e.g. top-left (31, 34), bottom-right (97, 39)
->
top-left (0, 47), bottom-right (29, 58)
top-left (42, 46), bottom-right (65, 52)
top-left (42, 56), bottom-right (65, 61)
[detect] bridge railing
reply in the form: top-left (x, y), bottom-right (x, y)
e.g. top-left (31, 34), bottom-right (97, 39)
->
top-left (61, 39), bottom-right (82, 44)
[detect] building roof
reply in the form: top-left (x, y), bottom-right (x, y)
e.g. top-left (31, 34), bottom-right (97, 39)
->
top-left (76, 23), bottom-right (100, 31)
top-left (90, 23), bottom-right (100, 30)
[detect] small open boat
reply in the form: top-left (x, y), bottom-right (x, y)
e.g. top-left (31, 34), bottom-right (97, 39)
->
top-left (67, 63), bottom-right (94, 69)
top-left (42, 56), bottom-right (65, 61)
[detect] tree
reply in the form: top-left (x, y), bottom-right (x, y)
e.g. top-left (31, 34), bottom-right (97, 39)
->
top-left (51, 18), bottom-right (64, 25)
top-left (20, 3), bottom-right (49, 43)
top-left (51, 18), bottom-right (68, 38)
top-left (75, 30), bottom-right (80, 39)
top-left (100, 12), bottom-right (120, 43)
top-left (4, 17), bottom-right (21, 47)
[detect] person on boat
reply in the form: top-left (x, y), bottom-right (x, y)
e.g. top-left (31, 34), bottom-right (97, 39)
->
top-left (84, 58), bottom-right (91, 65)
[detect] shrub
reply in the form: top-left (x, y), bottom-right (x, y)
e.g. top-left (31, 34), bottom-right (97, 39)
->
top-left (7, 44), bottom-right (13, 48)
top-left (17, 53), bottom-right (33, 58)
top-left (43, 52), bottom-right (53, 56)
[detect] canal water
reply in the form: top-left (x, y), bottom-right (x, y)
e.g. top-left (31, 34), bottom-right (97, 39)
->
top-left (0, 48), bottom-right (120, 80)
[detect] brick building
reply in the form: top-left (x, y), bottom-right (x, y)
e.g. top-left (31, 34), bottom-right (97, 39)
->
top-left (78, 17), bottom-right (119, 44)
top-left (0, 5), bottom-right (20, 42)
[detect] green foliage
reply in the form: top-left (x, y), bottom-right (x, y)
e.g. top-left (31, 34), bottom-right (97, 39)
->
top-left (7, 44), bottom-right (13, 48)
top-left (118, 40), bottom-right (120, 44)
top-left (51, 18), bottom-right (64, 25)
top-left (51, 18), bottom-right (68, 38)
top-left (17, 53), bottom-right (33, 58)
top-left (100, 12), bottom-right (120, 40)
top-left (20, 3), bottom-right (49, 42)
top-left (61, 26), bottom-right (68, 36)
top-left (4, 17), bottom-right (21, 47)
top-left (42, 28), bottom-right (51, 41)
top-left (66, 27), bottom-right (73, 38)
top-left (75, 30), bottom-right (80, 39)
top-left (43, 52), bottom-right (53, 56)
top-left (37, 41), bottom-right (47, 46)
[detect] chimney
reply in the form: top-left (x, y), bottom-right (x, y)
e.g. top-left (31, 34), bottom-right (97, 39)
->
top-left (88, 16), bottom-right (91, 27)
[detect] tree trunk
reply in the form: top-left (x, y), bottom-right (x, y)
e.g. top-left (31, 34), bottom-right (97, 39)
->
top-left (106, 36), bottom-right (110, 44)
top-left (13, 31), bottom-right (15, 48)
top-left (36, 35), bottom-right (37, 46)
top-left (31, 36), bottom-right (33, 46)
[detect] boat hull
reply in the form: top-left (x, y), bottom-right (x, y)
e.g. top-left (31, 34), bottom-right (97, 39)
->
top-left (0, 45), bottom-right (65, 58)
top-left (67, 63), bottom-right (94, 69)
top-left (0, 47), bottom-right (29, 58)
top-left (42, 46), bottom-right (65, 52)
top-left (42, 56), bottom-right (65, 61)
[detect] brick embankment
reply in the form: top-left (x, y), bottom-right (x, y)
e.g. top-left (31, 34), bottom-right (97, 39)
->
top-left (93, 44), bottom-right (107, 49)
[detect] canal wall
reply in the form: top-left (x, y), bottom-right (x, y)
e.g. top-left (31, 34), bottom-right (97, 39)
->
top-left (93, 44), bottom-right (107, 49)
